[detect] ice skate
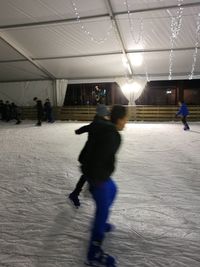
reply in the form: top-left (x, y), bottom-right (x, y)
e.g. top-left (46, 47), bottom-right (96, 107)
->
top-left (85, 241), bottom-right (116, 267)
top-left (69, 192), bottom-right (80, 208)
top-left (105, 223), bottom-right (115, 233)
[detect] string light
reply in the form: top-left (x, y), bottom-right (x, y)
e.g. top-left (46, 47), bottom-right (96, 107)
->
top-left (168, 0), bottom-right (184, 80)
top-left (124, 1), bottom-right (149, 81)
top-left (124, 0), bottom-right (144, 44)
top-left (189, 13), bottom-right (200, 80)
top-left (70, 0), bottom-right (113, 44)
top-left (143, 54), bottom-right (150, 82)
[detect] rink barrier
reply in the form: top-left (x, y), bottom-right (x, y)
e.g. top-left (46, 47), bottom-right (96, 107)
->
top-left (21, 105), bottom-right (200, 121)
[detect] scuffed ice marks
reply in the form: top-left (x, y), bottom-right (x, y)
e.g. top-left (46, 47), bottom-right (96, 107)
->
top-left (0, 121), bottom-right (200, 266)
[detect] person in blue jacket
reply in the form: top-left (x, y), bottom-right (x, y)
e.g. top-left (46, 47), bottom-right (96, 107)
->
top-left (175, 101), bottom-right (190, 130)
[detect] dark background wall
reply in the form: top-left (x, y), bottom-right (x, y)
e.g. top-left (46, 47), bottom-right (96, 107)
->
top-left (64, 80), bottom-right (200, 106)
top-left (137, 80), bottom-right (200, 105)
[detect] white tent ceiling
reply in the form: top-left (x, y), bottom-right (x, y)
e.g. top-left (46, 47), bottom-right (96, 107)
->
top-left (0, 0), bottom-right (200, 83)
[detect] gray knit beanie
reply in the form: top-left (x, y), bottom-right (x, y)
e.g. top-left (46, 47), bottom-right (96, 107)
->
top-left (96, 104), bottom-right (109, 117)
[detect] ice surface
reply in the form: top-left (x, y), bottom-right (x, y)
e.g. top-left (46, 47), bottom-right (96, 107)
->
top-left (0, 121), bottom-right (200, 267)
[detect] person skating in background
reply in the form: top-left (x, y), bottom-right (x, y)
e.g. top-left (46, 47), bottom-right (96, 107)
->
top-left (69, 104), bottom-right (110, 208)
top-left (175, 101), bottom-right (190, 130)
top-left (4, 100), bottom-right (11, 122)
top-left (0, 100), bottom-right (4, 120)
top-left (80, 105), bottom-right (127, 267)
top-left (33, 97), bottom-right (44, 126)
top-left (44, 98), bottom-right (54, 123)
top-left (10, 102), bottom-right (21, 124)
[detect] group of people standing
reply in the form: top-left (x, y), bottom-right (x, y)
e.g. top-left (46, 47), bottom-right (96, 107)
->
top-left (0, 98), bottom-right (54, 126)
top-left (0, 100), bottom-right (21, 124)
top-left (33, 97), bottom-right (54, 126)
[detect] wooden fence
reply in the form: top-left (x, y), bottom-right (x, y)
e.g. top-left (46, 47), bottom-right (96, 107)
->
top-left (21, 105), bottom-right (200, 121)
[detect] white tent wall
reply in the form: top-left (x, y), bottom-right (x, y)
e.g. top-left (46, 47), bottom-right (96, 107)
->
top-left (55, 79), bottom-right (68, 107)
top-left (0, 80), bottom-right (55, 106)
top-left (115, 77), bottom-right (147, 105)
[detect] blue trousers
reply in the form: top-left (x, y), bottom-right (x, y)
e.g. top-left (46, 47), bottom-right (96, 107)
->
top-left (89, 178), bottom-right (117, 242)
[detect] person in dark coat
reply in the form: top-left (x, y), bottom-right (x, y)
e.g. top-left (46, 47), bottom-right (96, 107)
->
top-left (175, 101), bottom-right (190, 130)
top-left (69, 104), bottom-right (110, 208)
top-left (4, 100), bottom-right (11, 122)
top-left (0, 100), bottom-right (4, 120)
top-left (44, 98), bottom-right (54, 123)
top-left (33, 97), bottom-right (44, 126)
top-left (10, 102), bottom-right (21, 124)
top-left (81, 105), bottom-right (127, 267)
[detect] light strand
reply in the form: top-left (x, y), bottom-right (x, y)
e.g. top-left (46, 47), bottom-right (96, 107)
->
top-left (124, 0), bottom-right (144, 44)
top-left (70, 0), bottom-right (113, 44)
top-left (189, 13), bottom-right (200, 80)
top-left (168, 0), bottom-right (184, 80)
top-left (143, 54), bottom-right (150, 82)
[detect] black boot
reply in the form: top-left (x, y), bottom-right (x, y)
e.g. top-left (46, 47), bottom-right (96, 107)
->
top-left (86, 240), bottom-right (116, 267)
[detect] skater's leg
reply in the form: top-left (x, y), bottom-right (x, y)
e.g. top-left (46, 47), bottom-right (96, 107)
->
top-left (87, 180), bottom-right (116, 266)
top-left (105, 179), bottom-right (117, 233)
top-left (73, 175), bottom-right (87, 195)
top-left (90, 180), bottom-right (111, 241)
top-left (69, 175), bottom-right (87, 207)
top-left (108, 178), bottom-right (117, 207)
top-left (182, 116), bottom-right (190, 130)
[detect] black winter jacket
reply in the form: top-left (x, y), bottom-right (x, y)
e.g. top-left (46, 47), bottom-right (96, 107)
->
top-left (77, 117), bottom-right (121, 185)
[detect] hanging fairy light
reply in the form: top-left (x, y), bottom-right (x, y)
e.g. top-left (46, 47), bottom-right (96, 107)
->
top-left (124, 0), bottom-right (144, 45)
top-left (70, 0), bottom-right (113, 44)
top-left (124, 0), bottom-right (149, 81)
top-left (189, 13), bottom-right (200, 80)
top-left (143, 55), bottom-right (150, 82)
top-left (171, 0), bottom-right (184, 39)
top-left (168, 0), bottom-right (184, 80)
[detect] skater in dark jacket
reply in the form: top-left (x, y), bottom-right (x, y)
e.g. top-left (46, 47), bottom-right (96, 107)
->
top-left (0, 100), bottom-right (4, 120)
top-left (69, 104), bottom-right (110, 208)
top-left (44, 98), bottom-right (54, 123)
top-left (33, 97), bottom-right (44, 126)
top-left (4, 101), bottom-right (11, 122)
top-left (175, 101), bottom-right (190, 130)
top-left (10, 102), bottom-right (21, 124)
top-left (82, 105), bottom-right (128, 267)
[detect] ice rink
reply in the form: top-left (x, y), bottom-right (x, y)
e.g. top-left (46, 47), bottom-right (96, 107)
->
top-left (0, 121), bottom-right (200, 267)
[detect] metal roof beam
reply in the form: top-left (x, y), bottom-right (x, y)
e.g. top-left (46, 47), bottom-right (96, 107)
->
top-left (0, 46), bottom-right (197, 64)
top-left (0, 32), bottom-right (56, 80)
top-left (104, 0), bottom-right (134, 77)
top-left (0, 14), bottom-right (109, 30)
top-left (0, 2), bottom-right (200, 30)
top-left (116, 2), bottom-right (200, 16)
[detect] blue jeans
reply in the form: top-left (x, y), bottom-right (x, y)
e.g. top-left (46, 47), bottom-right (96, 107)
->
top-left (89, 178), bottom-right (117, 242)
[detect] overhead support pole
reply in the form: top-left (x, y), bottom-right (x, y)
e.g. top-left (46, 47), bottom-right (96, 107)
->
top-left (0, 46), bottom-right (197, 64)
top-left (1, 2), bottom-right (200, 30)
top-left (116, 2), bottom-right (200, 16)
top-left (0, 14), bottom-right (109, 30)
top-left (0, 32), bottom-right (56, 80)
top-left (104, 0), bottom-right (134, 78)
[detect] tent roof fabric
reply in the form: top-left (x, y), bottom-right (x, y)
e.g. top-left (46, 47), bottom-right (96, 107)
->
top-left (0, 0), bottom-right (200, 83)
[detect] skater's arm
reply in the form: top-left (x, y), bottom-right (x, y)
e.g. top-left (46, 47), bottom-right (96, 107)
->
top-left (75, 124), bottom-right (90, 135)
top-left (176, 106), bottom-right (182, 116)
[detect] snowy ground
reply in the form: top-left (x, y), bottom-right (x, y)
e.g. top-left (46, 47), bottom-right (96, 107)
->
top-left (0, 120), bottom-right (200, 267)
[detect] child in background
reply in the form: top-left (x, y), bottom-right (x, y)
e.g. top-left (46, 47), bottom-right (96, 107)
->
top-left (175, 101), bottom-right (190, 130)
